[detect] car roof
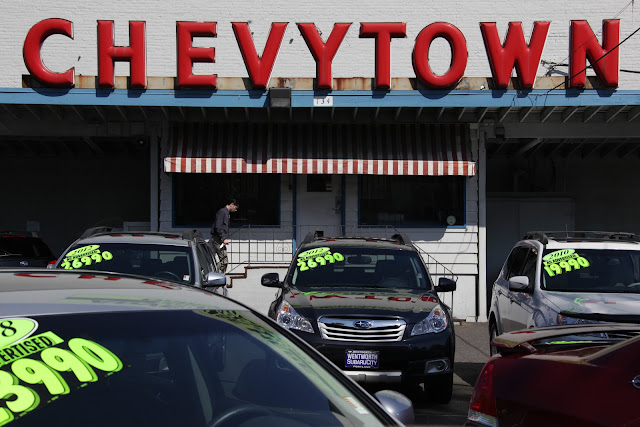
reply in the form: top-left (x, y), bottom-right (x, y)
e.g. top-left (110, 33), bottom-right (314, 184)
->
top-left (522, 231), bottom-right (640, 251)
top-left (0, 231), bottom-right (45, 240)
top-left (0, 269), bottom-right (241, 317)
top-left (71, 232), bottom-right (194, 247)
top-left (299, 236), bottom-right (416, 252)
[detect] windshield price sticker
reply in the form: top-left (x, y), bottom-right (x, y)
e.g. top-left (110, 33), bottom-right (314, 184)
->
top-left (61, 245), bottom-right (114, 270)
top-left (543, 249), bottom-right (590, 277)
top-left (297, 248), bottom-right (344, 272)
top-left (0, 318), bottom-right (123, 426)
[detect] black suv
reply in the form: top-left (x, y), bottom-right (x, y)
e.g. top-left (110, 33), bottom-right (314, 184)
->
top-left (53, 227), bottom-right (226, 294)
top-left (0, 231), bottom-right (56, 267)
top-left (261, 233), bottom-right (457, 403)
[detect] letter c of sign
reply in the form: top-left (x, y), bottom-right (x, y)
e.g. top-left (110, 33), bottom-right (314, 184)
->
top-left (23, 19), bottom-right (75, 87)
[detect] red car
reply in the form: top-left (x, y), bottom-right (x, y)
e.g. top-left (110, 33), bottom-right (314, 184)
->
top-left (467, 323), bottom-right (640, 427)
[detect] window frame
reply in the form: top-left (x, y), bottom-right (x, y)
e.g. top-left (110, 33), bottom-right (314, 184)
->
top-left (357, 175), bottom-right (467, 228)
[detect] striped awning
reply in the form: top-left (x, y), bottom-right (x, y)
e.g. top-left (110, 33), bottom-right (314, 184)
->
top-left (164, 123), bottom-right (476, 176)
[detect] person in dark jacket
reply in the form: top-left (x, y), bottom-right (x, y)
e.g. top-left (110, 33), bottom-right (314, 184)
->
top-left (211, 199), bottom-right (238, 273)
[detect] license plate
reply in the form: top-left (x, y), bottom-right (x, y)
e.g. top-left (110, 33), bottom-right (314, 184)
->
top-left (345, 350), bottom-right (379, 369)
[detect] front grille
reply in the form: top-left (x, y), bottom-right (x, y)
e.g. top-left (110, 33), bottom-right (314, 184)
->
top-left (318, 317), bottom-right (406, 342)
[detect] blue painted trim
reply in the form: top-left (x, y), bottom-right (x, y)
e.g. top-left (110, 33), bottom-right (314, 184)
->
top-left (2, 87), bottom-right (640, 108)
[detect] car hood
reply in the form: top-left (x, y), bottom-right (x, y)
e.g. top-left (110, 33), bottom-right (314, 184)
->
top-left (544, 290), bottom-right (640, 318)
top-left (283, 287), bottom-right (443, 321)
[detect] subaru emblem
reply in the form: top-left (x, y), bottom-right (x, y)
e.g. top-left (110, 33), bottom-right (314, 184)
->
top-left (19, 261), bottom-right (28, 266)
top-left (633, 375), bottom-right (640, 390)
top-left (354, 320), bottom-right (372, 329)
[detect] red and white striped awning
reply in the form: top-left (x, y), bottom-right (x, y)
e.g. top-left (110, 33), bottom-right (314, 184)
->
top-left (164, 123), bottom-right (475, 176)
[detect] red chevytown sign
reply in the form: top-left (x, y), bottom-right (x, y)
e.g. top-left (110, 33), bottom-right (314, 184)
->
top-left (23, 19), bottom-right (620, 90)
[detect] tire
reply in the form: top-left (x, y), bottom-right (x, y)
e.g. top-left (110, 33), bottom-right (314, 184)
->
top-left (489, 323), bottom-right (498, 356)
top-left (423, 372), bottom-right (453, 404)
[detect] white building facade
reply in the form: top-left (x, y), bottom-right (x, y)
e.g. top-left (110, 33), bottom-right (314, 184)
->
top-left (3, 0), bottom-right (640, 321)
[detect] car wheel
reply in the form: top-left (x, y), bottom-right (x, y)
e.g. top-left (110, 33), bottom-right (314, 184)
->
top-left (489, 323), bottom-right (498, 356)
top-left (423, 372), bottom-right (453, 404)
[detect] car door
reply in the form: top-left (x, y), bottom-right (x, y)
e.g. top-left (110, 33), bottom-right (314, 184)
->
top-left (496, 246), bottom-right (528, 333)
top-left (196, 242), bottom-right (227, 296)
top-left (508, 247), bottom-right (537, 331)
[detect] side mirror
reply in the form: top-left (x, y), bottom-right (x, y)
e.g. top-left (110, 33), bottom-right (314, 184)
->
top-left (435, 277), bottom-right (456, 292)
top-left (204, 272), bottom-right (226, 289)
top-left (508, 276), bottom-right (530, 292)
top-left (374, 390), bottom-right (415, 425)
top-left (261, 272), bottom-right (283, 288)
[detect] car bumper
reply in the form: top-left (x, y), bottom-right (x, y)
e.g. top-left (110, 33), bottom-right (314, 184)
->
top-left (291, 329), bottom-right (454, 384)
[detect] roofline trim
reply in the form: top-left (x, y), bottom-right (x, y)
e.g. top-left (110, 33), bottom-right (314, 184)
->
top-left (1, 87), bottom-right (640, 108)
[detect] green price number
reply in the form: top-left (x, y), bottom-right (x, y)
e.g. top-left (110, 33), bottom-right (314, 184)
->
top-left (0, 339), bottom-right (123, 426)
top-left (544, 256), bottom-right (590, 277)
top-left (297, 258), bottom-right (309, 272)
top-left (297, 252), bottom-right (344, 271)
top-left (61, 251), bottom-right (114, 270)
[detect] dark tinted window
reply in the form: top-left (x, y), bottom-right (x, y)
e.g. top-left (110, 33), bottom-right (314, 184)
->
top-left (58, 243), bottom-right (194, 284)
top-left (291, 246), bottom-right (432, 289)
top-left (173, 173), bottom-right (280, 226)
top-left (359, 175), bottom-right (465, 226)
top-left (2, 311), bottom-right (389, 427)
top-left (505, 247), bottom-right (529, 279)
top-left (0, 237), bottom-right (54, 258)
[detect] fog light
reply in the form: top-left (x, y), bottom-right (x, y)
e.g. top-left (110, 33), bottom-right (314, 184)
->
top-left (425, 358), bottom-right (450, 374)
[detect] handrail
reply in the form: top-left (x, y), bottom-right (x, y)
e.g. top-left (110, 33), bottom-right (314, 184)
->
top-left (224, 225), bottom-right (458, 281)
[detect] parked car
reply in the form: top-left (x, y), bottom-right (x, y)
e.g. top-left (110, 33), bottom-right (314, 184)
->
top-left (467, 323), bottom-right (640, 427)
top-left (261, 232), bottom-right (457, 403)
top-left (0, 269), bottom-right (414, 426)
top-left (0, 231), bottom-right (56, 268)
top-left (53, 227), bottom-right (226, 295)
top-left (488, 231), bottom-right (640, 354)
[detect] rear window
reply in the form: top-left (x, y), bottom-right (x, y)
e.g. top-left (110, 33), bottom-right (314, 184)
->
top-left (0, 237), bottom-right (54, 258)
top-left (57, 243), bottom-right (194, 284)
top-left (290, 246), bottom-right (432, 289)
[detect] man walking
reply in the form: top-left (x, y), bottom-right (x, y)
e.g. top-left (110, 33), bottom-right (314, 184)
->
top-left (211, 198), bottom-right (238, 273)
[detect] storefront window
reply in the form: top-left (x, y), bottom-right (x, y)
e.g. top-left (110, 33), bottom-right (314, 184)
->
top-left (359, 176), bottom-right (465, 227)
top-left (173, 174), bottom-right (280, 226)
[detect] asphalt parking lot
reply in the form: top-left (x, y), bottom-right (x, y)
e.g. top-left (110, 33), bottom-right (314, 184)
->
top-left (363, 321), bottom-right (490, 426)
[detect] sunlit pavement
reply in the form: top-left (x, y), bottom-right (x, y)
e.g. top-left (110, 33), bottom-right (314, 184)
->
top-left (412, 321), bottom-right (489, 426)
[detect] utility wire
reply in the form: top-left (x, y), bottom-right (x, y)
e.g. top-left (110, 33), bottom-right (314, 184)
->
top-left (543, 0), bottom-right (635, 76)
top-left (545, 24), bottom-right (640, 93)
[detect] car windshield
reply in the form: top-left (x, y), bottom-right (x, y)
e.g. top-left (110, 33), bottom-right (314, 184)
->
top-left (1, 310), bottom-right (389, 427)
top-left (290, 246), bottom-right (432, 289)
top-left (542, 248), bottom-right (640, 293)
top-left (0, 237), bottom-right (53, 258)
top-left (58, 243), bottom-right (194, 285)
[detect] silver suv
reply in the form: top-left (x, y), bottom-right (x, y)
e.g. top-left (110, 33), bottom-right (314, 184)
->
top-left (54, 227), bottom-right (227, 294)
top-left (488, 231), bottom-right (640, 353)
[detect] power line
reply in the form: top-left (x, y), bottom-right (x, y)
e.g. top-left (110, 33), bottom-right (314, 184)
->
top-left (546, 24), bottom-right (640, 93)
top-left (543, 0), bottom-right (635, 75)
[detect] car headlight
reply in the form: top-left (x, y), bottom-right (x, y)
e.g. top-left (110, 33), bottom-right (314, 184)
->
top-left (276, 301), bottom-right (314, 333)
top-left (557, 314), bottom-right (600, 325)
top-left (411, 304), bottom-right (448, 336)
